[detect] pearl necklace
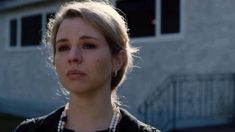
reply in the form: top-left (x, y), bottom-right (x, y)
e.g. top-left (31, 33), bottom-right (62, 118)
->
top-left (57, 104), bottom-right (121, 132)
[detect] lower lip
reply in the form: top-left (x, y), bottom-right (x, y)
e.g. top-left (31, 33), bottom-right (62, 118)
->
top-left (67, 73), bottom-right (85, 79)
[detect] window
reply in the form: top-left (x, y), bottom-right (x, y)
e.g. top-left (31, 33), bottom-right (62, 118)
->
top-left (8, 12), bottom-right (55, 49)
top-left (116, 0), bottom-right (182, 39)
top-left (10, 19), bottom-right (17, 47)
top-left (116, 0), bottom-right (155, 37)
top-left (21, 14), bottom-right (42, 46)
top-left (161, 0), bottom-right (180, 34)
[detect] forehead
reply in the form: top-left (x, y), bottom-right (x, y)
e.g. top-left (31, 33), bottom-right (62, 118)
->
top-left (56, 17), bottom-right (104, 40)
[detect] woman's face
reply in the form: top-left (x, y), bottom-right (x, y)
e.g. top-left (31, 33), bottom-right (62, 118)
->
top-left (54, 17), bottom-right (114, 95)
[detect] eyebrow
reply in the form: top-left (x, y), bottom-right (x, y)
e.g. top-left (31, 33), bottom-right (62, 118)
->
top-left (56, 39), bottom-right (68, 45)
top-left (80, 35), bottom-right (99, 41)
top-left (56, 35), bottom-right (99, 45)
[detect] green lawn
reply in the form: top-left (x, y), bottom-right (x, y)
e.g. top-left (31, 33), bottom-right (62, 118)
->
top-left (0, 113), bottom-right (25, 132)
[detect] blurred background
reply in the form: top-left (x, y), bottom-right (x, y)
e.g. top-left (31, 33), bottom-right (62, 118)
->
top-left (0, 0), bottom-right (235, 132)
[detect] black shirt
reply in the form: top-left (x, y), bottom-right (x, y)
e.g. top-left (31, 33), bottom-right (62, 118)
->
top-left (14, 106), bottom-right (160, 132)
top-left (64, 128), bottom-right (109, 132)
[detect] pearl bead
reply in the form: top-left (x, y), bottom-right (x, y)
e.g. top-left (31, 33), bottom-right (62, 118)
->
top-left (57, 103), bottom-right (121, 132)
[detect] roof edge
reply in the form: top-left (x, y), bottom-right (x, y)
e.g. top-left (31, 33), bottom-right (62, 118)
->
top-left (0, 0), bottom-right (55, 12)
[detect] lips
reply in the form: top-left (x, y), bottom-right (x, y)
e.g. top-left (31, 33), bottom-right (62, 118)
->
top-left (66, 69), bottom-right (86, 79)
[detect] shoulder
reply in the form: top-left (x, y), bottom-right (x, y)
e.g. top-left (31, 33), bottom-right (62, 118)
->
top-left (14, 106), bottom-right (64, 132)
top-left (138, 121), bottom-right (161, 132)
top-left (118, 108), bottom-right (160, 132)
top-left (14, 116), bottom-right (45, 132)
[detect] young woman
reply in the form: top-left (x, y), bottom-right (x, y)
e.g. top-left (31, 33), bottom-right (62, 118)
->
top-left (15, 1), bottom-right (160, 132)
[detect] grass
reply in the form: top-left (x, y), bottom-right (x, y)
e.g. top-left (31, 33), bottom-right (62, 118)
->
top-left (0, 113), bottom-right (25, 132)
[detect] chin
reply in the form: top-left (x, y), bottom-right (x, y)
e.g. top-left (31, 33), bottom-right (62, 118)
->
top-left (65, 85), bottom-right (96, 95)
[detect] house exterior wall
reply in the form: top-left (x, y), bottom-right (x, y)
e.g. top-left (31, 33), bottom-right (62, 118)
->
top-left (0, 0), bottom-right (235, 129)
top-left (0, 1), bottom-right (66, 117)
top-left (119, 0), bottom-right (235, 124)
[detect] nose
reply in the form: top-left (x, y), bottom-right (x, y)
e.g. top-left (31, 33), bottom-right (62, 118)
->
top-left (67, 47), bottom-right (82, 64)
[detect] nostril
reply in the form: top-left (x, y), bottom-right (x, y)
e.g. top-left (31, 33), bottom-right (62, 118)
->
top-left (68, 54), bottom-right (82, 63)
top-left (68, 58), bottom-right (78, 63)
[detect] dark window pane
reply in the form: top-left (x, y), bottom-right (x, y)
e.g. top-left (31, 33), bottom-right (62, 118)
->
top-left (10, 19), bottom-right (17, 47)
top-left (21, 14), bottom-right (42, 46)
top-left (161, 0), bottom-right (180, 34)
top-left (116, 0), bottom-right (155, 37)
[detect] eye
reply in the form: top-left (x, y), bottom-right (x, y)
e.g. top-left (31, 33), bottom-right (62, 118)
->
top-left (82, 43), bottom-right (96, 49)
top-left (57, 44), bottom-right (70, 52)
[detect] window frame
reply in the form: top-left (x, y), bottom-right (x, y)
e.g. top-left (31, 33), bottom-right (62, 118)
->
top-left (6, 7), bottom-right (56, 51)
top-left (113, 0), bottom-right (185, 44)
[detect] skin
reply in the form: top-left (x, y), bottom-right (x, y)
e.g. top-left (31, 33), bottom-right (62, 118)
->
top-left (55, 18), bottom-right (113, 95)
top-left (54, 17), bottom-right (125, 131)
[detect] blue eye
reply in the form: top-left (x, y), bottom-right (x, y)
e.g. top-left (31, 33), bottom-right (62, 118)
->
top-left (82, 43), bottom-right (96, 49)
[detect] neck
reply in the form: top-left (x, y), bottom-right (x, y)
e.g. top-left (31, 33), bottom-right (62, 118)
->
top-left (65, 92), bottom-right (114, 131)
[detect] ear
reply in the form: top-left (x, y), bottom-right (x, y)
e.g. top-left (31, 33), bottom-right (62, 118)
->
top-left (112, 50), bottom-right (126, 72)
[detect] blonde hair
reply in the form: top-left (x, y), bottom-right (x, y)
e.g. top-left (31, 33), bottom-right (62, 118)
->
top-left (47, 0), bottom-right (138, 103)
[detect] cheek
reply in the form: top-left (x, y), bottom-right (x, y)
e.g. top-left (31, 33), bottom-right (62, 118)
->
top-left (94, 57), bottom-right (112, 75)
top-left (54, 55), bottom-right (64, 75)
top-left (54, 56), bottom-right (59, 69)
